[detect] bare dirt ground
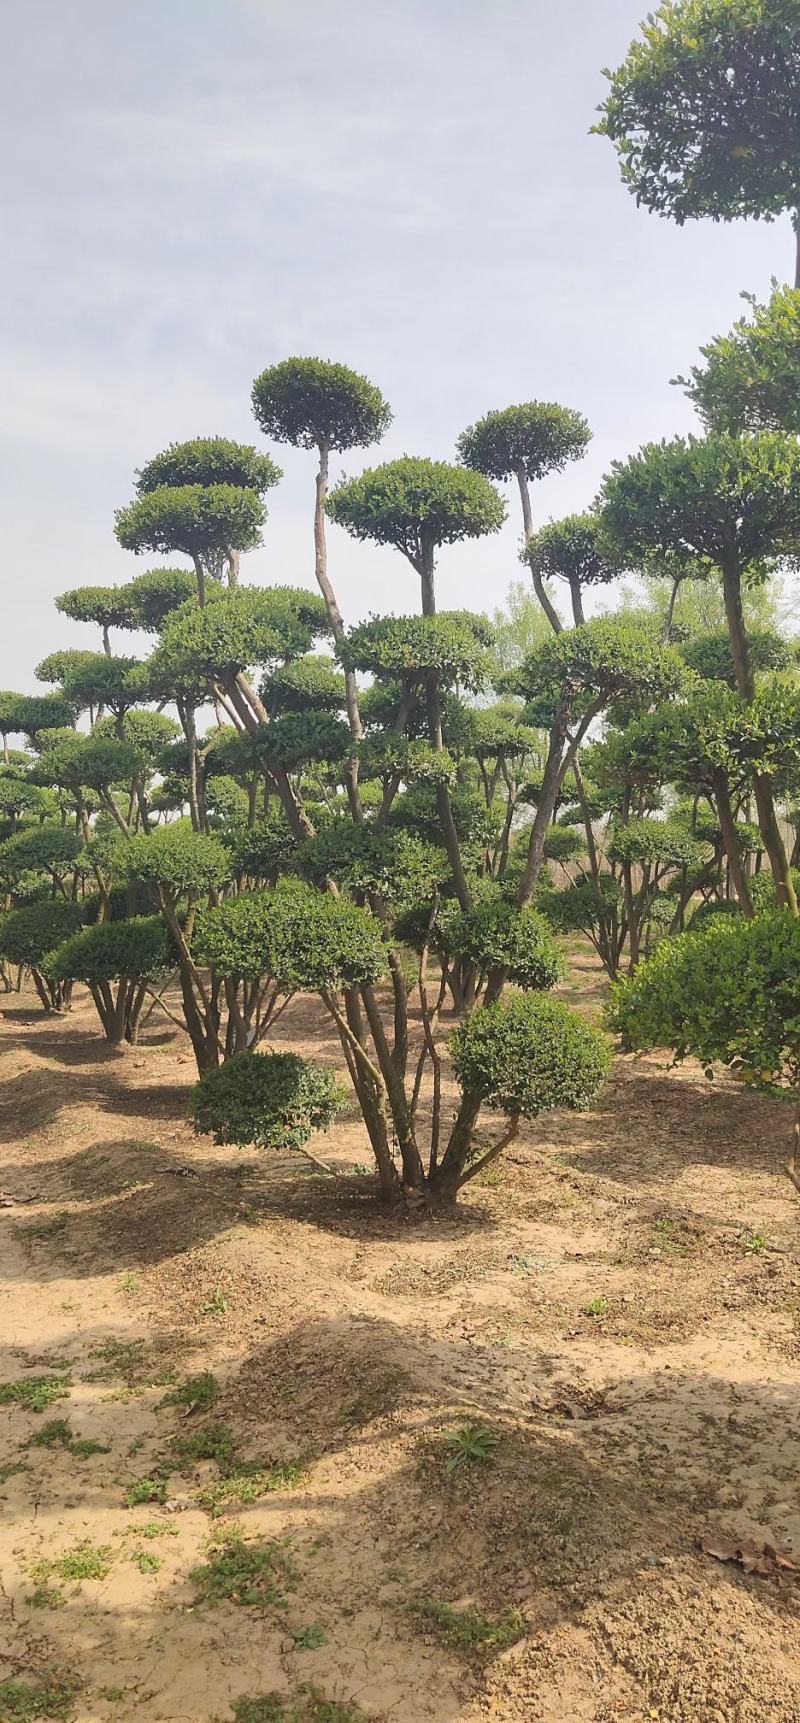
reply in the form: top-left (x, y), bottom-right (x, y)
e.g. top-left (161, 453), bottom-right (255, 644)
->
top-left (1, 947), bottom-right (800, 1722)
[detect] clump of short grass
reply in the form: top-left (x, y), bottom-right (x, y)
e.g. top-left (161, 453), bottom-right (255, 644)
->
top-left (416, 1599), bottom-right (525, 1654)
top-left (581, 1296), bottom-right (609, 1318)
top-left (119, 1520), bottom-right (178, 1541)
top-left (158, 1370), bottom-right (218, 1412)
top-left (189, 1524), bottom-right (295, 1609)
top-left (0, 1459), bottom-right (28, 1483)
top-left (220, 1689), bottom-right (373, 1722)
top-left (129, 1549), bottom-right (163, 1574)
top-left (0, 1376), bottom-right (71, 1414)
top-left (195, 1456), bottom-right (306, 1515)
top-left (0, 1672), bottom-right (79, 1720)
top-left (25, 1584), bottom-right (65, 1610)
top-left (123, 1475), bottom-right (167, 1508)
top-left (170, 1419), bottom-right (236, 1471)
top-left (33, 1541), bottom-right (113, 1583)
top-left (28, 1420), bottom-right (110, 1460)
top-left (13, 1212), bottom-right (69, 1242)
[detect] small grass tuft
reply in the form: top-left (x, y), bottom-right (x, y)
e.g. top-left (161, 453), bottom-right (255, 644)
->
top-left (120, 1520), bottom-right (178, 1540)
top-left (0, 1375), bottom-right (71, 1414)
top-left (221, 1689), bottom-right (373, 1722)
top-left (290, 1625), bottom-right (326, 1651)
top-left (68, 1437), bottom-right (111, 1459)
top-left (33, 1540), bottom-right (113, 1583)
top-left (25, 1584), bottom-right (65, 1610)
top-left (123, 1475), bottom-right (167, 1508)
top-left (170, 1419), bottom-right (236, 1471)
top-left (581, 1296), bottom-right (609, 1317)
top-left (13, 1212), bottom-right (69, 1242)
top-left (0, 1673), bottom-right (79, 1720)
top-left (0, 1459), bottom-right (29, 1483)
top-left (189, 1526), bottom-right (295, 1609)
top-left (195, 1456), bottom-right (306, 1515)
top-left (29, 1419), bottom-right (73, 1449)
top-left (417, 1599), bottom-right (526, 1653)
top-left (158, 1370), bottom-right (218, 1412)
top-left (129, 1549), bottom-right (163, 1574)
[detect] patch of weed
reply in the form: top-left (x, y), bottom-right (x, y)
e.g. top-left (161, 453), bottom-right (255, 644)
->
top-left (221, 1690), bottom-right (372, 1722)
top-left (743, 1230), bottom-right (770, 1255)
top-left (196, 1457), bottom-right (306, 1515)
top-left (85, 1337), bottom-right (146, 1383)
top-left (118, 1272), bottom-right (141, 1293)
top-left (0, 1376), bottom-right (71, 1414)
top-left (290, 1625), bottom-right (326, 1651)
top-left (33, 1541), bottom-right (113, 1583)
top-left (120, 1521), bottom-right (178, 1540)
top-left (99, 1691), bottom-right (125, 1705)
top-left (123, 1476), bottom-right (167, 1507)
top-left (0, 1673), bottom-right (79, 1720)
top-left (68, 1437), bottom-right (111, 1459)
top-left (25, 1584), bottom-right (65, 1610)
top-left (13, 1212), bottom-right (69, 1243)
top-left (198, 1288), bottom-right (229, 1318)
top-left (442, 1424), bottom-right (498, 1472)
top-left (129, 1549), bottom-right (163, 1574)
top-left (28, 1420), bottom-right (109, 1460)
top-left (416, 1599), bottom-right (525, 1654)
top-left (189, 1525), bottom-right (295, 1609)
top-left (0, 1460), bottom-right (28, 1483)
top-left (170, 1419), bottom-right (236, 1471)
top-left (29, 1419), bottom-right (73, 1449)
top-left (581, 1297), bottom-right (609, 1317)
top-left (158, 1370), bottom-right (218, 1412)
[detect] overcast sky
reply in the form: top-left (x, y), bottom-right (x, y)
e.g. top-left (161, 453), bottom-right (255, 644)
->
top-left (0, 0), bottom-right (794, 687)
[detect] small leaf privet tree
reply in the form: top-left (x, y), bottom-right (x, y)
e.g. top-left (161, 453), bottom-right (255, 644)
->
top-left (595, 0), bottom-right (800, 285)
top-left (598, 432), bottom-right (800, 911)
top-left (250, 356), bottom-right (392, 812)
top-left (457, 403), bottom-right (591, 630)
top-left (114, 436), bottom-right (280, 605)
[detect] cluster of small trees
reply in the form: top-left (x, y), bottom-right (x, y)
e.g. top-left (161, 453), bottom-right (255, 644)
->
top-left (1, 0), bottom-right (799, 1198)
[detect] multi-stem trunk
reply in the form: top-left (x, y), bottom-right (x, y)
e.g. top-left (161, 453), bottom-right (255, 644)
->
top-left (721, 557), bottom-right (797, 914)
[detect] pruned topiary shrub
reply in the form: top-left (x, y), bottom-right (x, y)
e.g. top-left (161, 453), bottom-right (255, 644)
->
top-left (0, 898), bottom-right (91, 1010)
top-left (47, 915), bottom-right (174, 1045)
top-left (191, 1051), bottom-right (345, 1157)
top-left (609, 911), bottom-right (800, 1184)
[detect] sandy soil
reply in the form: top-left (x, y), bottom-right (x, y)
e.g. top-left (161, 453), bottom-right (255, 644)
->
top-left (1, 948), bottom-right (800, 1722)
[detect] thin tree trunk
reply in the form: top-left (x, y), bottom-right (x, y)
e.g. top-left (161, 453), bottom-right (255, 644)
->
top-left (313, 440), bottom-right (364, 822)
top-left (516, 464), bottom-right (562, 632)
top-left (191, 552), bottom-right (206, 609)
top-left (722, 560), bottom-right (797, 914)
top-left (569, 577), bottom-right (584, 626)
top-left (713, 768), bottom-right (754, 917)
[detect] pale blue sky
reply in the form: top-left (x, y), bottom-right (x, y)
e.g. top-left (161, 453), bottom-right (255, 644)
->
top-left (0, 0), bottom-right (794, 685)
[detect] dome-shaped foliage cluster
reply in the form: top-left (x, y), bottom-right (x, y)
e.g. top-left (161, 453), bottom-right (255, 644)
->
top-left (451, 993), bottom-right (611, 1119)
top-left (191, 1050), bottom-right (345, 1152)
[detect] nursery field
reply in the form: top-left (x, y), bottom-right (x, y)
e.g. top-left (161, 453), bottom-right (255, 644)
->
top-left (2, 948), bottom-right (800, 1723)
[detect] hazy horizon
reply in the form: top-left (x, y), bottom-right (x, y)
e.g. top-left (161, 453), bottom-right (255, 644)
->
top-left (1, 0), bottom-right (797, 687)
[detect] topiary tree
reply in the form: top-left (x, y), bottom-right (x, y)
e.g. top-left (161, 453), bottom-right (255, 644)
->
top-left (124, 821), bottom-right (231, 1072)
top-left (510, 616), bottom-right (687, 904)
top-left (595, 0), bottom-right (800, 283)
top-left (442, 993), bottom-right (611, 1199)
top-left (191, 1051), bottom-right (345, 1165)
top-left (525, 513), bottom-right (622, 626)
top-left (116, 567), bottom-right (200, 631)
top-left (329, 463), bottom-right (504, 906)
top-left (676, 286), bottom-right (800, 432)
top-left (55, 585), bottom-right (138, 655)
top-left (457, 403), bottom-right (591, 630)
top-left (598, 431), bottom-right (800, 910)
top-left (47, 915), bottom-right (174, 1044)
top-left (0, 825), bottom-right (81, 897)
top-left (33, 733), bottom-right (149, 839)
top-left (114, 486), bottom-right (267, 605)
top-left (2, 693), bottom-right (77, 743)
top-left (0, 899), bottom-right (90, 1011)
top-left (251, 357), bottom-right (391, 794)
top-left (132, 437), bottom-right (282, 590)
top-left (609, 910), bottom-right (800, 1186)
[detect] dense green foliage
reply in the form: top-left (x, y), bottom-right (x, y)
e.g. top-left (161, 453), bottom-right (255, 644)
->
top-left (451, 994), bottom-right (611, 1119)
top-left (251, 357), bottom-right (392, 451)
top-left (191, 1051), bottom-right (345, 1151)
top-left (457, 403), bottom-right (591, 482)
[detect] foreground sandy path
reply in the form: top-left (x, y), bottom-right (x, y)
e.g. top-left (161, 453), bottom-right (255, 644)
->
top-left (1, 964), bottom-right (800, 1721)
